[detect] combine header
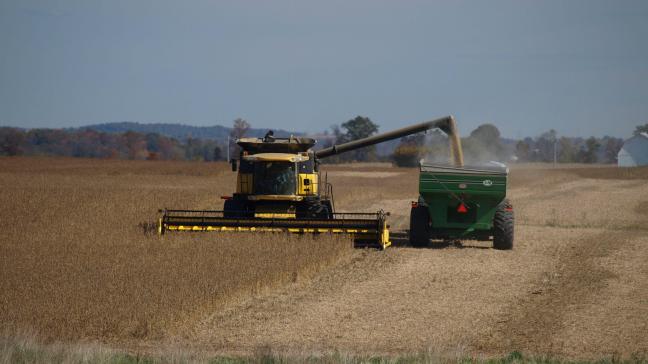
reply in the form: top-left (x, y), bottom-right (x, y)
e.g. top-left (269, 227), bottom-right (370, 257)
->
top-left (160, 209), bottom-right (390, 247)
top-left (159, 115), bottom-right (464, 249)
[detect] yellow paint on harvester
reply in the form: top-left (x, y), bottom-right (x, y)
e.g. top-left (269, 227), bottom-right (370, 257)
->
top-left (254, 213), bottom-right (296, 219)
top-left (162, 223), bottom-right (390, 249)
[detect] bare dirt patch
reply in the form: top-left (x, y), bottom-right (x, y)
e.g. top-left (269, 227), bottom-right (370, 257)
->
top-left (179, 226), bottom-right (609, 357)
top-left (322, 162), bottom-right (395, 169)
top-left (477, 229), bottom-right (648, 359)
top-left (635, 201), bottom-right (648, 216)
top-left (568, 166), bottom-right (648, 180)
top-left (325, 171), bottom-right (404, 178)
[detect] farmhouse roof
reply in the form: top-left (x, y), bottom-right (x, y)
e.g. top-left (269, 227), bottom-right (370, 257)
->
top-left (623, 132), bottom-right (648, 143)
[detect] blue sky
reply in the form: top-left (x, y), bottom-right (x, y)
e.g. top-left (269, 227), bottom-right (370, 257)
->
top-left (1, 0), bottom-right (647, 138)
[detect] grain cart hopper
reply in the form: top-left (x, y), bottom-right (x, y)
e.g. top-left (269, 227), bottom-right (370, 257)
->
top-left (159, 115), bottom-right (464, 249)
top-left (409, 162), bottom-right (514, 249)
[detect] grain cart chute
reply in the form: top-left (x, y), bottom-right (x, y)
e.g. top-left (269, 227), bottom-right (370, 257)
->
top-left (160, 115), bottom-right (464, 249)
top-left (410, 163), bottom-right (514, 249)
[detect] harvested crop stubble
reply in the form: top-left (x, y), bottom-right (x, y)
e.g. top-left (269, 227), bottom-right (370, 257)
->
top-left (507, 166), bottom-right (648, 229)
top-left (3, 157), bottom-right (648, 359)
top-left (0, 157), bottom-right (354, 342)
top-left (321, 165), bottom-right (419, 211)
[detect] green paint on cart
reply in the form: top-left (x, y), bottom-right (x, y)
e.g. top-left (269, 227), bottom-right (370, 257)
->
top-left (410, 163), bottom-right (514, 249)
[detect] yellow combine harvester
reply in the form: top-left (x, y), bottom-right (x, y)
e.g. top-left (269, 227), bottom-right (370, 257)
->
top-left (159, 115), bottom-right (464, 249)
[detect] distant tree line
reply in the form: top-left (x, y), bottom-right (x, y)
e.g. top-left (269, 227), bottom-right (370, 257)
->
top-left (0, 127), bottom-right (225, 161)
top-left (513, 129), bottom-right (624, 164)
top-left (2, 119), bottom-right (643, 165)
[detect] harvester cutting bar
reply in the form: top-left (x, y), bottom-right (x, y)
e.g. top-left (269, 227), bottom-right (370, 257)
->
top-left (158, 209), bottom-right (391, 249)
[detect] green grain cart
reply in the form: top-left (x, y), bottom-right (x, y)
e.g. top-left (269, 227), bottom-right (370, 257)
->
top-left (409, 163), bottom-right (514, 249)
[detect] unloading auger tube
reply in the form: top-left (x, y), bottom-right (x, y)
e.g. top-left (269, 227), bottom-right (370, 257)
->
top-left (316, 115), bottom-right (464, 167)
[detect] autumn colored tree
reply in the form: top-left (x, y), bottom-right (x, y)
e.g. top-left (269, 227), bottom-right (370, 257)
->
top-left (392, 134), bottom-right (425, 167)
top-left (0, 128), bottom-right (24, 156)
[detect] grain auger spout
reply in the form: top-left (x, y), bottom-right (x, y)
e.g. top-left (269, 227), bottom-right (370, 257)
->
top-left (316, 115), bottom-right (464, 167)
top-left (158, 115), bottom-right (464, 249)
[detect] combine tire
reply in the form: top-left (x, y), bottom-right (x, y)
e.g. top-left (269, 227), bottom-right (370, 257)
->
top-left (493, 199), bottom-right (514, 250)
top-left (223, 199), bottom-right (247, 218)
top-left (409, 205), bottom-right (430, 247)
top-left (298, 200), bottom-right (331, 219)
top-left (321, 200), bottom-right (334, 219)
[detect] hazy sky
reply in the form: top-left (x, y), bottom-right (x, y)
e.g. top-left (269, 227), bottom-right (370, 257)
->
top-left (1, 0), bottom-right (647, 138)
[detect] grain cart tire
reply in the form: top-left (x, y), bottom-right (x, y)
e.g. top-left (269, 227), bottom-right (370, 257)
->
top-left (493, 199), bottom-right (514, 250)
top-left (410, 205), bottom-right (430, 247)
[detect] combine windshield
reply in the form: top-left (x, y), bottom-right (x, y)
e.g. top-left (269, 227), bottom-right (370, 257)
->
top-left (254, 162), bottom-right (296, 195)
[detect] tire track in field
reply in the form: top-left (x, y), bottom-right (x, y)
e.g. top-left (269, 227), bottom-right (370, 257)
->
top-left (474, 229), bottom-right (641, 357)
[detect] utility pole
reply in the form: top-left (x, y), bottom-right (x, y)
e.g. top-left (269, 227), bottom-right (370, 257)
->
top-left (227, 136), bottom-right (230, 162)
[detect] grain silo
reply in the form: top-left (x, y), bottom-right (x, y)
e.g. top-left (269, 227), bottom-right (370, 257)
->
top-left (618, 132), bottom-right (648, 167)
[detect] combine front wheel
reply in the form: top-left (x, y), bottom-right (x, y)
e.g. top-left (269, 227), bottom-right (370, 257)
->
top-left (224, 199), bottom-right (248, 218)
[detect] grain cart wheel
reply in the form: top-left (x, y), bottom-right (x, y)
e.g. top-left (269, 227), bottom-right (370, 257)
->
top-left (410, 205), bottom-right (430, 247)
top-left (493, 199), bottom-right (514, 250)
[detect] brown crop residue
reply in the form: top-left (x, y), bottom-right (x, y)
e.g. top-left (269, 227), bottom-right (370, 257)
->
top-left (568, 166), bottom-right (648, 180)
top-left (1, 157), bottom-right (648, 360)
top-left (0, 157), bottom-right (353, 343)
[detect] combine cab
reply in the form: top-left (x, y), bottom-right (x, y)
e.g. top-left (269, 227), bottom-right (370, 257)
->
top-left (159, 115), bottom-right (465, 249)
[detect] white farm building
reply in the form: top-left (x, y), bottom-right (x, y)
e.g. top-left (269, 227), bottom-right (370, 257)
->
top-left (618, 132), bottom-right (648, 167)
